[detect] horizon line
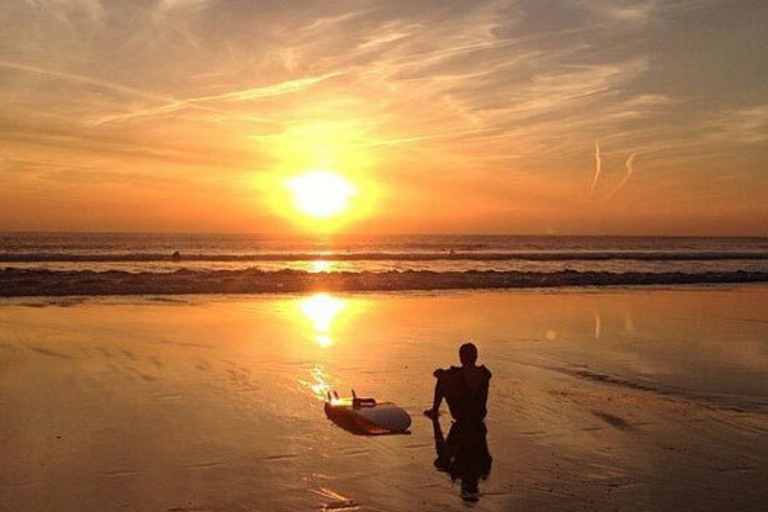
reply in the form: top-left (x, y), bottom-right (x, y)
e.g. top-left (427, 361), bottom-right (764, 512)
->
top-left (1, 231), bottom-right (766, 239)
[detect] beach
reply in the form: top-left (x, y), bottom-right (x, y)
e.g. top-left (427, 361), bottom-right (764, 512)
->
top-left (4, 0), bottom-right (767, 508)
top-left (2, 285), bottom-right (767, 511)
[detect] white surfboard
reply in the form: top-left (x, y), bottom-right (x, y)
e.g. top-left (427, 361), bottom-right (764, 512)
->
top-left (324, 391), bottom-right (411, 435)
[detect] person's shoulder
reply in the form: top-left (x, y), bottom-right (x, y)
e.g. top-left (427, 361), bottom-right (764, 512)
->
top-left (479, 365), bottom-right (492, 379)
top-left (433, 366), bottom-right (461, 378)
top-left (433, 367), bottom-right (447, 378)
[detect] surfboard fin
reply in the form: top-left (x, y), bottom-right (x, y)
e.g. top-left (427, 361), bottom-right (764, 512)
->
top-left (350, 389), bottom-right (376, 408)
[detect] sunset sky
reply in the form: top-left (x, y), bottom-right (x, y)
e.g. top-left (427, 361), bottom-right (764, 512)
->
top-left (1, 0), bottom-right (766, 235)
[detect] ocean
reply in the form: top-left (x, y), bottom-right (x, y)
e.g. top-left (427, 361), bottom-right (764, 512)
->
top-left (1, 233), bottom-right (767, 296)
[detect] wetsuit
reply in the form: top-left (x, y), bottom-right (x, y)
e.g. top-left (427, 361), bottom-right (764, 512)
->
top-left (433, 365), bottom-right (491, 423)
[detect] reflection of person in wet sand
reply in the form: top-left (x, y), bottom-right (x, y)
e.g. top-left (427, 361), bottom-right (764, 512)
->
top-left (431, 416), bottom-right (492, 502)
top-left (424, 342), bottom-right (492, 502)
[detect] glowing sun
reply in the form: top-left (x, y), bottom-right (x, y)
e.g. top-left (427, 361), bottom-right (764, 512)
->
top-left (287, 171), bottom-right (357, 218)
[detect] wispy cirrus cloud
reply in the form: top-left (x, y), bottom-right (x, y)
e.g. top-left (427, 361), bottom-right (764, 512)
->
top-left (0, 0), bottom-right (766, 233)
top-left (605, 152), bottom-right (638, 200)
top-left (192, 72), bottom-right (344, 103)
top-left (590, 140), bottom-right (603, 199)
top-left (706, 106), bottom-right (768, 144)
top-left (0, 59), bottom-right (163, 101)
top-left (582, 0), bottom-right (656, 23)
top-left (92, 71), bottom-right (345, 125)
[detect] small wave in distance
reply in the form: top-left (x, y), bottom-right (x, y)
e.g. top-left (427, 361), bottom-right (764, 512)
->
top-left (1, 268), bottom-right (766, 297)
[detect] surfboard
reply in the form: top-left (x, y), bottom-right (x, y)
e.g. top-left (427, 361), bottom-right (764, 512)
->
top-left (324, 391), bottom-right (412, 435)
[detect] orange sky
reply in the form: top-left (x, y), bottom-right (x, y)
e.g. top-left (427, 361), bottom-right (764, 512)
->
top-left (1, 1), bottom-right (766, 235)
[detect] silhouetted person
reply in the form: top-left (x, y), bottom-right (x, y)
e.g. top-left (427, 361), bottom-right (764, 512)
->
top-left (424, 342), bottom-right (491, 422)
top-left (425, 343), bottom-right (492, 501)
top-left (431, 416), bottom-right (492, 503)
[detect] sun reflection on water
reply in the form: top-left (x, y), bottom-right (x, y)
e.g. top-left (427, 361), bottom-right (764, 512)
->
top-left (310, 260), bottom-right (334, 273)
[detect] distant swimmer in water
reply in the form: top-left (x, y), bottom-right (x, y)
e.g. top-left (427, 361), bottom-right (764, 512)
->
top-left (424, 342), bottom-right (491, 422)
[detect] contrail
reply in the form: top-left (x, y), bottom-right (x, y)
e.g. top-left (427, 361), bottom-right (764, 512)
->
top-left (589, 139), bottom-right (602, 198)
top-left (0, 59), bottom-right (340, 126)
top-left (188, 71), bottom-right (343, 103)
top-left (0, 59), bottom-right (218, 125)
top-left (354, 128), bottom-right (493, 148)
top-left (0, 59), bottom-right (163, 100)
top-left (605, 152), bottom-right (637, 200)
top-left (93, 72), bottom-right (342, 125)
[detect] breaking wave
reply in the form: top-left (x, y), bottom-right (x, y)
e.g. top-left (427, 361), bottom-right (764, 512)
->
top-left (1, 268), bottom-right (766, 297)
top-left (1, 251), bottom-right (767, 262)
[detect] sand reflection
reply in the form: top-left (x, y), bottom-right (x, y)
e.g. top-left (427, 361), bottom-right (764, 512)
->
top-left (303, 364), bottom-right (333, 401)
top-left (294, 293), bottom-right (361, 401)
top-left (298, 293), bottom-right (346, 348)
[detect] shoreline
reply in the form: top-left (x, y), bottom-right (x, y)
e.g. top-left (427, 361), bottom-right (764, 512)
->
top-left (2, 282), bottom-right (766, 308)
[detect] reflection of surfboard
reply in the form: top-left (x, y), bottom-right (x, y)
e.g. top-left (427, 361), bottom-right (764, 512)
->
top-left (324, 390), bottom-right (411, 436)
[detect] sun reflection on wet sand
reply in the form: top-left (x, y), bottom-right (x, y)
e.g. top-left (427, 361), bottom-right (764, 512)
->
top-left (594, 310), bottom-right (602, 340)
top-left (298, 364), bottom-right (333, 401)
top-left (294, 293), bottom-right (362, 401)
top-left (298, 293), bottom-right (346, 347)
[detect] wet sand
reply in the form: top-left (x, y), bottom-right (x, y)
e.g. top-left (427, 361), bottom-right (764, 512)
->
top-left (1, 286), bottom-right (768, 510)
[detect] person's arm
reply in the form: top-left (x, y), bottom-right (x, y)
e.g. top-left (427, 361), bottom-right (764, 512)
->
top-left (425, 368), bottom-right (447, 418)
top-left (478, 368), bottom-right (492, 413)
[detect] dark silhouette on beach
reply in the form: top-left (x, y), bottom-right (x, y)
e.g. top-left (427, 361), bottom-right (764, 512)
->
top-left (424, 342), bottom-right (491, 422)
top-left (431, 417), bottom-right (492, 502)
top-left (425, 342), bottom-right (493, 501)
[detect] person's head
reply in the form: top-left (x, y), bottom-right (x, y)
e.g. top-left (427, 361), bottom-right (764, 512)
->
top-left (459, 342), bottom-right (478, 367)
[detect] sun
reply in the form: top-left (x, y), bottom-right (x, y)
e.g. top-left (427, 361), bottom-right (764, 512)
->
top-left (287, 171), bottom-right (357, 219)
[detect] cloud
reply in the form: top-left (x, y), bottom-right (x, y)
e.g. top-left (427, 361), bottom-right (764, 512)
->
top-left (1, 0), bottom-right (766, 233)
top-left (0, 59), bottom-right (163, 101)
top-left (605, 152), bottom-right (638, 200)
top-left (191, 72), bottom-right (344, 103)
top-left (355, 128), bottom-right (493, 148)
top-left (590, 140), bottom-right (603, 198)
top-left (582, 0), bottom-right (656, 23)
top-left (92, 72), bottom-right (344, 125)
top-left (23, 0), bottom-right (105, 25)
top-left (706, 105), bottom-right (768, 144)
